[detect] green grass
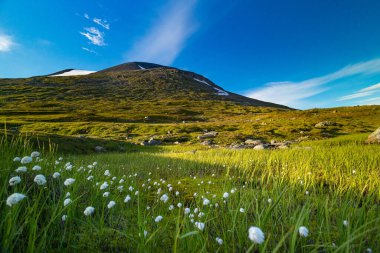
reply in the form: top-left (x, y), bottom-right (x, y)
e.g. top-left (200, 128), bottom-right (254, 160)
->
top-left (1, 133), bottom-right (379, 252)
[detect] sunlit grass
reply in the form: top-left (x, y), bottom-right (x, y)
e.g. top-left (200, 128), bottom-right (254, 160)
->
top-left (0, 134), bottom-right (379, 252)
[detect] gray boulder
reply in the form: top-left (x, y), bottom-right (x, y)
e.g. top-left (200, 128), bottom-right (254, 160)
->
top-left (197, 131), bottom-right (218, 140)
top-left (315, 121), bottom-right (337, 128)
top-left (367, 127), bottom-right (380, 144)
top-left (94, 146), bottom-right (106, 152)
top-left (254, 144), bottom-right (266, 150)
top-left (245, 139), bottom-right (262, 146)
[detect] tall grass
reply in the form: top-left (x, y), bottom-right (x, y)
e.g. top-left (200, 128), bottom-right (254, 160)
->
top-left (0, 134), bottom-right (378, 252)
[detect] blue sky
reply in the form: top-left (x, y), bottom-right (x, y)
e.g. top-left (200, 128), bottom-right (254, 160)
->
top-left (1, 0), bottom-right (380, 109)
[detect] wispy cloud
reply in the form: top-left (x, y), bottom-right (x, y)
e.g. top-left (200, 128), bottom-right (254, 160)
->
top-left (80, 27), bottom-right (106, 46)
top-left (246, 58), bottom-right (380, 108)
top-left (84, 13), bottom-right (90, 19)
top-left (125, 0), bottom-right (198, 65)
top-left (337, 82), bottom-right (380, 101)
top-left (93, 18), bottom-right (110, 30)
top-left (81, 47), bottom-right (97, 54)
top-left (0, 33), bottom-right (15, 52)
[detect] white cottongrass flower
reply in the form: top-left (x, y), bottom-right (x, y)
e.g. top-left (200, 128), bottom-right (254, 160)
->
top-left (203, 198), bottom-right (210, 206)
top-left (21, 156), bottom-right (32, 164)
top-left (15, 166), bottom-right (27, 173)
top-left (87, 175), bottom-right (94, 181)
top-left (298, 226), bottom-right (309, 237)
top-left (6, 193), bottom-right (26, 206)
top-left (175, 191), bottom-right (179, 196)
top-left (169, 205), bottom-right (174, 211)
top-left (64, 178), bottom-right (75, 186)
top-left (65, 192), bottom-right (71, 198)
top-left (32, 165), bottom-right (41, 171)
top-left (63, 198), bottom-right (72, 206)
top-left (184, 208), bottom-right (191, 214)
top-left (31, 151), bottom-right (40, 158)
top-left (124, 195), bottom-right (131, 203)
top-left (135, 191), bottom-right (139, 195)
top-left (239, 208), bottom-right (245, 213)
top-left (194, 208), bottom-right (199, 214)
top-left (223, 192), bottom-right (229, 199)
top-left (367, 248), bottom-right (373, 253)
top-left (107, 201), bottom-right (116, 209)
top-left (104, 170), bottom-right (111, 176)
top-left (155, 215), bottom-right (163, 223)
top-left (231, 189), bottom-right (236, 194)
top-left (119, 179), bottom-right (124, 184)
top-left (160, 194), bottom-right (169, 203)
top-left (343, 220), bottom-right (349, 227)
top-left (13, 157), bottom-right (21, 162)
top-left (195, 222), bottom-right (205, 231)
top-left (34, 174), bottom-right (47, 185)
top-left (84, 206), bottom-right (95, 216)
top-left (53, 172), bottom-right (60, 178)
top-left (117, 185), bottom-right (124, 192)
top-left (144, 230), bottom-right (148, 237)
top-left (129, 186), bottom-right (134, 191)
top-left (248, 226), bottom-right (265, 244)
top-left (65, 164), bottom-right (73, 171)
top-left (198, 212), bottom-right (205, 218)
top-left (216, 237), bottom-right (223, 245)
top-left (62, 215), bottom-right (68, 222)
top-left (268, 198), bottom-right (272, 204)
top-left (177, 203), bottom-right (182, 208)
top-left (9, 176), bottom-right (21, 186)
top-left (103, 192), bottom-right (110, 197)
top-left (100, 182), bottom-right (108, 190)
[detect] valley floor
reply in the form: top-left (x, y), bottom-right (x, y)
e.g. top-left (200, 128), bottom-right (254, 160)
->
top-left (0, 134), bottom-right (379, 252)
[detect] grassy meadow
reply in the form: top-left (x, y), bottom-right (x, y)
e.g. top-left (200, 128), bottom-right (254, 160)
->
top-left (1, 133), bottom-right (379, 252)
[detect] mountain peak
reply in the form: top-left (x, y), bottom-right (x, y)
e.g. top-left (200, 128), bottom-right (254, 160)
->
top-left (98, 62), bottom-right (173, 73)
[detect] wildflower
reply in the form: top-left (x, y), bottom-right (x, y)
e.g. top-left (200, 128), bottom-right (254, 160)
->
top-left (104, 170), bottom-right (111, 176)
top-left (248, 226), bottom-right (265, 244)
top-left (298, 226), bottom-right (309, 237)
top-left (62, 215), bottom-right (68, 222)
top-left (6, 193), bottom-right (26, 206)
top-left (63, 198), bottom-right (72, 206)
top-left (117, 185), bottom-right (124, 192)
top-left (305, 191), bottom-right (309, 195)
top-left (9, 176), bottom-right (21, 186)
top-left (239, 208), bottom-right (245, 213)
top-left (203, 198), bottom-right (210, 206)
top-left (21, 156), bottom-right (32, 164)
top-left (268, 198), bottom-right (272, 204)
top-left (15, 166), bottom-right (27, 173)
top-left (195, 222), bottom-right (205, 231)
top-left (112, 176), bottom-right (116, 181)
top-left (216, 237), bottom-right (223, 245)
top-left (64, 178), bottom-right (75, 186)
top-left (223, 192), bottom-right (229, 199)
top-left (160, 194), bottom-right (169, 203)
top-left (107, 201), bottom-right (116, 209)
top-left (124, 195), bottom-right (131, 203)
top-left (343, 220), bottom-right (348, 227)
top-left (32, 165), bottom-right (41, 171)
top-left (146, 206), bottom-right (150, 210)
top-left (194, 208), bottom-right (199, 214)
top-left (84, 206), bottom-right (95, 216)
top-left (367, 248), bottom-right (373, 253)
top-left (231, 189), bottom-right (236, 194)
top-left (177, 203), bottom-right (182, 208)
top-left (129, 186), bottom-right (134, 191)
top-left (135, 191), bottom-right (139, 195)
top-left (119, 179), bottom-right (124, 184)
top-left (175, 191), bottom-right (179, 196)
top-left (34, 174), bottom-right (47, 185)
top-left (144, 230), bottom-right (148, 237)
top-left (155, 215), bottom-right (163, 223)
top-left (198, 212), bottom-right (205, 218)
top-left (169, 205), bottom-right (174, 211)
top-left (184, 208), bottom-right (191, 214)
top-left (87, 175), bottom-right (94, 181)
top-left (31, 151), bottom-right (40, 158)
top-left (103, 192), bottom-right (110, 197)
top-left (53, 172), bottom-right (60, 178)
top-left (100, 182), bottom-right (108, 190)
top-left (65, 192), bottom-right (70, 198)
top-left (13, 157), bottom-right (21, 162)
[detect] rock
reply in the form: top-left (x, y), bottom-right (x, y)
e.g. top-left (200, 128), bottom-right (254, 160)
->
top-left (230, 144), bottom-right (246, 150)
top-left (148, 138), bottom-right (161, 145)
top-left (201, 140), bottom-right (212, 146)
top-left (94, 146), bottom-right (106, 152)
top-left (197, 131), bottom-right (218, 140)
top-left (366, 127), bottom-right (380, 144)
top-left (244, 139), bottom-right (262, 146)
top-left (315, 121), bottom-right (337, 128)
top-left (278, 145), bottom-right (289, 149)
top-left (254, 144), bottom-right (266, 150)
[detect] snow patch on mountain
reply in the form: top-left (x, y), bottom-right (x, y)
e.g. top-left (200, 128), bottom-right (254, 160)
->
top-left (194, 77), bottom-right (229, 96)
top-left (138, 65), bottom-right (146, 70)
top-left (50, 70), bottom-right (96, 77)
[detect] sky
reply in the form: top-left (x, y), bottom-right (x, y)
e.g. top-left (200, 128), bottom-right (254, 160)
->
top-left (1, 0), bottom-right (380, 109)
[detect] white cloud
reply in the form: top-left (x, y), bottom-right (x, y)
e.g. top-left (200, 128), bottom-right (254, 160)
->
top-left (0, 33), bottom-right (15, 52)
top-left (125, 0), bottom-right (198, 65)
top-left (93, 18), bottom-right (110, 30)
top-left (360, 82), bottom-right (380, 92)
top-left (81, 47), bottom-right (97, 54)
top-left (84, 13), bottom-right (90, 19)
top-left (337, 82), bottom-right (380, 101)
top-left (80, 27), bottom-right (106, 46)
top-left (246, 58), bottom-right (380, 108)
